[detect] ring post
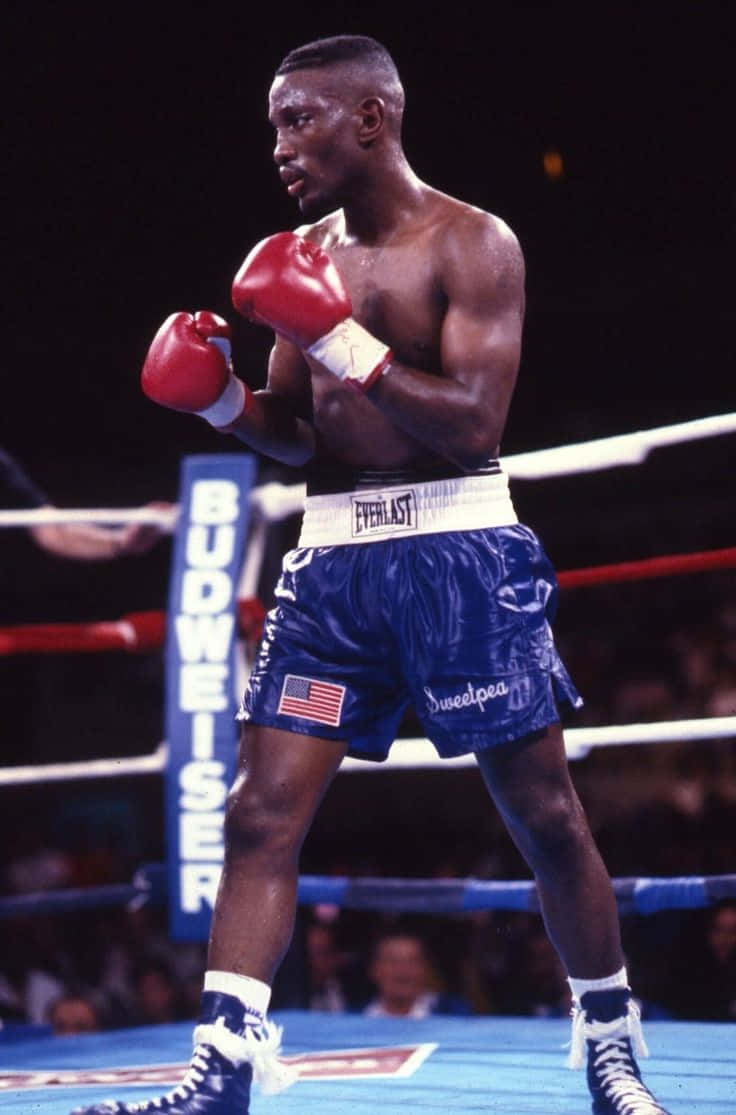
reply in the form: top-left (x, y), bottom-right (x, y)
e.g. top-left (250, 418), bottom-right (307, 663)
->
top-left (165, 453), bottom-right (257, 940)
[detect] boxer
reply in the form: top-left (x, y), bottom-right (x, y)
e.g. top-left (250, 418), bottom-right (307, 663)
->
top-left (74, 35), bottom-right (670, 1115)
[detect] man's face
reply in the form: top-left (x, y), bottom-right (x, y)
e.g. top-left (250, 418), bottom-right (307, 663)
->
top-left (269, 69), bottom-right (360, 218)
top-left (371, 936), bottom-right (429, 1007)
top-left (708, 907), bottom-right (736, 964)
top-left (306, 924), bottom-right (340, 982)
top-left (50, 998), bottom-right (99, 1035)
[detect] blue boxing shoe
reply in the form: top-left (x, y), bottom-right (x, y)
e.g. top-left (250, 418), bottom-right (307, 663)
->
top-left (568, 989), bottom-right (671, 1115)
top-left (69, 1042), bottom-right (252, 1114)
top-left (70, 991), bottom-right (296, 1114)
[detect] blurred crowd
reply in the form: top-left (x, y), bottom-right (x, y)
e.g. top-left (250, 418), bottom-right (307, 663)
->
top-left (0, 895), bottom-right (734, 1037)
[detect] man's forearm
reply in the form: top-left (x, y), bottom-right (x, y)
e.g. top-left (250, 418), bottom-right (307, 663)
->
top-left (223, 389), bottom-right (316, 467)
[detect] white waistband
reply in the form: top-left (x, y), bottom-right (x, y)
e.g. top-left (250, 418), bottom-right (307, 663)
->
top-left (297, 471), bottom-right (517, 547)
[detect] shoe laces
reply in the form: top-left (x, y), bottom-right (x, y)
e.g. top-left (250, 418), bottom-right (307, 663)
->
top-left (591, 1040), bottom-right (667, 1114)
top-left (567, 998), bottom-right (648, 1070)
top-left (123, 1044), bottom-right (213, 1112)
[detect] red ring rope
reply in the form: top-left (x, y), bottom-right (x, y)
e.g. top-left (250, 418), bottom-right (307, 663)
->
top-left (0, 548), bottom-right (733, 655)
top-left (557, 546), bottom-right (736, 588)
top-left (0, 599), bottom-right (266, 655)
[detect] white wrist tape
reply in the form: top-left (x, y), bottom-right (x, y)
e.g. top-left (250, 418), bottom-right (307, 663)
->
top-left (307, 318), bottom-right (392, 389)
top-left (196, 373), bottom-right (248, 427)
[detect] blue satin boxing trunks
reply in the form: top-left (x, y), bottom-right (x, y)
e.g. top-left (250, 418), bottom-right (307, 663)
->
top-left (239, 465), bottom-right (582, 759)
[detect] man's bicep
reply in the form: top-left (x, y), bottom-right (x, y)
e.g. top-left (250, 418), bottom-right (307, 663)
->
top-left (440, 218), bottom-right (525, 402)
top-left (441, 300), bottom-right (522, 382)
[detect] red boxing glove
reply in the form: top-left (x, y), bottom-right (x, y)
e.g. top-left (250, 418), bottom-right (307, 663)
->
top-left (141, 311), bottom-right (252, 428)
top-left (232, 232), bottom-right (392, 391)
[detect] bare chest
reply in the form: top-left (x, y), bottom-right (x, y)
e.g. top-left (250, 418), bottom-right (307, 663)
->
top-left (328, 242), bottom-right (444, 371)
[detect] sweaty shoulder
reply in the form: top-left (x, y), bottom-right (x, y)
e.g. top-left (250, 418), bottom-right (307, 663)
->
top-left (292, 211), bottom-right (342, 247)
top-left (434, 197), bottom-right (525, 305)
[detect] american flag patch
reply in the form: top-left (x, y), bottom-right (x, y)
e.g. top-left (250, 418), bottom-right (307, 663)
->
top-left (277, 674), bottom-right (345, 727)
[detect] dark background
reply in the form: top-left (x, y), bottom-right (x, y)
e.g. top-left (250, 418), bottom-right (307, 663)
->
top-left (2, 3), bottom-right (735, 756)
top-left (5, 3), bottom-right (734, 490)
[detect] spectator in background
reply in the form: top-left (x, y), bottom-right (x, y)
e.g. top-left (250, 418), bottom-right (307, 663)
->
top-left (363, 926), bottom-right (471, 1019)
top-left (610, 648), bottom-right (685, 725)
top-left (98, 906), bottom-right (206, 1025)
top-left (0, 968), bottom-right (27, 1026)
top-left (663, 901), bottom-right (736, 1021)
top-left (126, 957), bottom-right (191, 1027)
top-left (502, 925), bottom-right (571, 1017)
top-left (0, 447), bottom-right (169, 559)
top-left (304, 919), bottom-right (352, 1013)
top-left (47, 992), bottom-right (102, 1035)
top-left (460, 911), bottom-right (571, 1018)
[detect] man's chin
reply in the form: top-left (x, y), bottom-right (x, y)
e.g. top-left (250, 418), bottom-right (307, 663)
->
top-left (297, 191), bottom-right (333, 221)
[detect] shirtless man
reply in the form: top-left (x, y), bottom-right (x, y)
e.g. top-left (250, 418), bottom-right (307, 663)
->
top-left (73, 34), bottom-right (671, 1115)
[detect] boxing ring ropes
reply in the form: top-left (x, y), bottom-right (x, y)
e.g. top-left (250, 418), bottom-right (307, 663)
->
top-left (0, 413), bottom-right (735, 1113)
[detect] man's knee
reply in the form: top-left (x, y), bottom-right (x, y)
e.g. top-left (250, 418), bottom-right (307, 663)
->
top-left (511, 789), bottom-right (591, 865)
top-left (222, 726), bottom-right (344, 862)
top-left (223, 769), bottom-right (299, 858)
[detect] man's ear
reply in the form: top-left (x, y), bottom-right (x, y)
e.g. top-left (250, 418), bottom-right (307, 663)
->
top-left (357, 96), bottom-right (385, 145)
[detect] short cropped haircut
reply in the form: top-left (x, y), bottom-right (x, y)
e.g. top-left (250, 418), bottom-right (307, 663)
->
top-left (274, 35), bottom-right (405, 128)
top-left (275, 34), bottom-right (399, 81)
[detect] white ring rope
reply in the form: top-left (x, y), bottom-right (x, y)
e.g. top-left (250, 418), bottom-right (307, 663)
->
top-left (501, 410), bottom-right (736, 479)
top-left (0, 506), bottom-right (181, 528)
top-left (0, 743), bottom-right (169, 786)
top-left (341, 717), bottom-right (736, 770)
top-left (1, 410), bottom-right (734, 529)
top-left (1, 718), bottom-right (734, 785)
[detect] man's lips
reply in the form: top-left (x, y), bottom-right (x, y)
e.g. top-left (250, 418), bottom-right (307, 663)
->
top-left (279, 168), bottom-right (306, 196)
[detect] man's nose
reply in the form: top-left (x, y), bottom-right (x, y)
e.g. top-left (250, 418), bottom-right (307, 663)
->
top-left (273, 132), bottom-right (296, 165)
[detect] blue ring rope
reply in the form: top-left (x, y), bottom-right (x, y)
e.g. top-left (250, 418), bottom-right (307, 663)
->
top-left (0, 867), bottom-right (733, 920)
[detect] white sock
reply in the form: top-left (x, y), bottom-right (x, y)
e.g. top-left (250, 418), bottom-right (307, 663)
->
top-left (204, 970), bottom-right (272, 1025)
top-left (567, 966), bottom-right (629, 1003)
